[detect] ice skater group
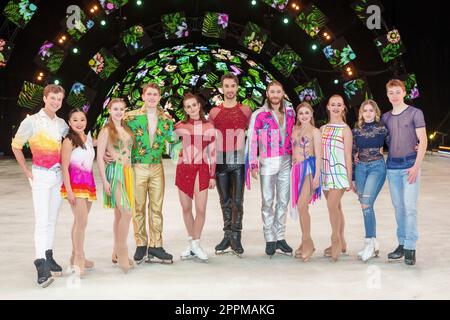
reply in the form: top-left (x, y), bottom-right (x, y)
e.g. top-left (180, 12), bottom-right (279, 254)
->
top-left (11, 75), bottom-right (427, 288)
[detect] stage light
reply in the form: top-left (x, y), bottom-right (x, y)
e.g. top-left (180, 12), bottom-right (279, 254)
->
top-left (136, 0), bottom-right (143, 5)
top-left (323, 31), bottom-right (332, 41)
top-left (334, 79), bottom-right (339, 85)
top-left (58, 34), bottom-right (67, 44)
top-left (342, 63), bottom-right (357, 81)
top-left (430, 132), bottom-right (436, 140)
top-left (283, 17), bottom-right (289, 24)
top-left (53, 79), bottom-right (60, 85)
top-left (291, 2), bottom-right (300, 11)
top-left (90, 5), bottom-right (99, 14)
top-left (346, 67), bottom-right (354, 76)
top-left (100, 20), bottom-right (107, 26)
top-left (36, 71), bottom-right (45, 82)
top-left (346, 67), bottom-right (353, 76)
top-left (251, 0), bottom-right (257, 5)
top-left (311, 44), bottom-right (318, 50)
top-left (72, 47), bottom-right (79, 54)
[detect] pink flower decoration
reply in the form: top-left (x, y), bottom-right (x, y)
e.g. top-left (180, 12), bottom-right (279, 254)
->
top-left (218, 14), bottom-right (229, 29)
top-left (387, 29), bottom-right (401, 44)
top-left (39, 41), bottom-right (53, 58)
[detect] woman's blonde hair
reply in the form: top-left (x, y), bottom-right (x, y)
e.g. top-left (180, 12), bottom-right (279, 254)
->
top-left (105, 98), bottom-right (135, 146)
top-left (295, 101), bottom-right (315, 126)
top-left (326, 94), bottom-right (347, 123)
top-left (356, 99), bottom-right (381, 128)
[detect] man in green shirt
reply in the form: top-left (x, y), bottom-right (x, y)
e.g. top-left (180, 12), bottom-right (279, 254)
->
top-left (125, 83), bottom-right (175, 264)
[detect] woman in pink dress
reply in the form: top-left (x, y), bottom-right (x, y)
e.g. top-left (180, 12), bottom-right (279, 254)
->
top-left (61, 109), bottom-right (96, 276)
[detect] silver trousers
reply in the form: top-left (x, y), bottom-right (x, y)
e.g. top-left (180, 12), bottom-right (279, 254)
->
top-left (259, 155), bottom-right (292, 242)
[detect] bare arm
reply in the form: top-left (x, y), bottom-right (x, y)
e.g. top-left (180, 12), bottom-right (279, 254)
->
top-left (96, 128), bottom-right (109, 186)
top-left (414, 127), bottom-right (427, 168)
top-left (61, 138), bottom-right (76, 205)
top-left (313, 128), bottom-right (322, 181)
top-left (61, 139), bottom-right (74, 193)
top-left (407, 127), bottom-right (427, 184)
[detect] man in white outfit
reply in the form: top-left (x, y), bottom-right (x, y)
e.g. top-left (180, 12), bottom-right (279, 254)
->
top-left (12, 84), bottom-right (68, 288)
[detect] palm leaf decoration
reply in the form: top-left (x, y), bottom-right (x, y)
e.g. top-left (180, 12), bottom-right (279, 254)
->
top-left (17, 81), bottom-right (44, 109)
top-left (3, 1), bottom-right (22, 27)
top-left (240, 22), bottom-right (268, 53)
top-left (99, 49), bottom-right (120, 80)
top-left (295, 5), bottom-right (327, 37)
top-left (67, 92), bottom-right (87, 109)
top-left (46, 48), bottom-right (65, 73)
top-left (162, 12), bottom-right (187, 39)
top-left (271, 45), bottom-right (302, 77)
top-left (3, 1), bottom-right (38, 29)
top-left (242, 98), bottom-right (257, 110)
top-left (202, 12), bottom-right (222, 38)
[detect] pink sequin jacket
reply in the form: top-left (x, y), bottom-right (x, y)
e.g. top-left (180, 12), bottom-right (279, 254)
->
top-left (245, 101), bottom-right (296, 189)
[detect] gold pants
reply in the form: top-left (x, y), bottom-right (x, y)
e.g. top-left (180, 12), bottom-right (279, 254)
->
top-left (133, 163), bottom-right (165, 247)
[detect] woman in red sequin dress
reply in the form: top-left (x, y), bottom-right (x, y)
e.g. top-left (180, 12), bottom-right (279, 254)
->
top-left (174, 93), bottom-right (216, 261)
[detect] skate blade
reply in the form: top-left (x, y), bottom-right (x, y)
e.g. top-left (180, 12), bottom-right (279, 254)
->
top-left (146, 256), bottom-right (173, 264)
top-left (215, 250), bottom-right (234, 256)
top-left (134, 257), bottom-right (148, 265)
top-left (387, 258), bottom-right (404, 263)
top-left (276, 250), bottom-right (293, 257)
top-left (180, 255), bottom-right (196, 260)
top-left (40, 277), bottom-right (54, 288)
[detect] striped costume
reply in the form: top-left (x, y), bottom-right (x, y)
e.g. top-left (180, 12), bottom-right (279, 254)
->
top-left (321, 124), bottom-right (349, 190)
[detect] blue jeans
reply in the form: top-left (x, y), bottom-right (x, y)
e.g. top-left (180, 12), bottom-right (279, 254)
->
top-left (386, 168), bottom-right (420, 250)
top-left (355, 159), bottom-right (386, 238)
